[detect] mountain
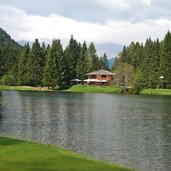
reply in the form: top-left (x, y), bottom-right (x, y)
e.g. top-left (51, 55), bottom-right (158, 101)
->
top-left (0, 27), bottom-right (22, 77)
top-left (0, 28), bottom-right (22, 49)
top-left (95, 42), bottom-right (123, 58)
top-left (108, 57), bottom-right (115, 69)
top-left (17, 40), bottom-right (28, 46)
top-left (17, 40), bottom-right (33, 47)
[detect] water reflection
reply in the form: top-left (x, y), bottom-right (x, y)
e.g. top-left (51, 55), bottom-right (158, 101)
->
top-left (0, 91), bottom-right (171, 171)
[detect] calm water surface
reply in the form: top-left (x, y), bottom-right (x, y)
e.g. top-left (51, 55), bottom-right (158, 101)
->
top-left (0, 91), bottom-right (171, 171)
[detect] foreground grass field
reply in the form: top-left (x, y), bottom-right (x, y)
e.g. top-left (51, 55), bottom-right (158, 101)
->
top-left (140, 89), bottom-right (171, 95)
top-left (63, 85), bottom-right (121, 93)
top-left (0, 136), bottom-right (133, 171)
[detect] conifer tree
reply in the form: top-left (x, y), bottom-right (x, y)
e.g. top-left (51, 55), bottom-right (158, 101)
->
top-left (160, 31), bottom-right (171, 85)
top-left (102, 53), bottom-right (109, 70)
top-left (17, 43), bottom-right (30, 85)
top-left (43, 46), bottom-right (55, 88)
top-left (120, 45), bottom-right (128, 63)
top-left (142, 38), bottom-right (154, 88)
top-left (65, 35), bottom-right (81, 81)
top-left (26, 39), bottom-right (43, 86)
top-left (76, 41), bottom-right (88, 79)
top-left (87, 42), bottom-right (99, 72)
top-left (43, 39), bottom-right (63, 88)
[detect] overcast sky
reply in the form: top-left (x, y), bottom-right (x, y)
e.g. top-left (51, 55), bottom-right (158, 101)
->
top-left (1, 0), bottom-right (171, 46)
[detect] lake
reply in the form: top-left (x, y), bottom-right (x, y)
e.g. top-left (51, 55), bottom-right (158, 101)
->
top-left (0, 91), bottom-right (171, 171)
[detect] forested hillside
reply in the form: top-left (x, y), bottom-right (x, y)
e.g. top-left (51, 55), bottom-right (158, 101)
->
top-left (0, 28), bottom-right (22, 80)
top-left (113, 31), bottom-right (171, 92)
top-left (0, 28), bottom-right (109, 87)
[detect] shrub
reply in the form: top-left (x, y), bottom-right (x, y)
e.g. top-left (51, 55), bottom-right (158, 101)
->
top-left (166, 84), bottom-right (171, 89)
top-left (1, 74), bottom-right (17, 86)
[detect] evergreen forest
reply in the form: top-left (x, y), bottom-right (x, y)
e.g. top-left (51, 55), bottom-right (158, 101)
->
top-left (0, 27), bottom-right (171, 91)
top-left (0, 28), bottom-right (108, 88)
top-left (112, 31), bottom-right (171, 92)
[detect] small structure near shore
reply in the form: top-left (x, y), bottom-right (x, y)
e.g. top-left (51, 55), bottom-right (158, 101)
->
top-left (70, 78), bottom-right (82, 85)
top-left (84, 70), bottom-right (115, 86)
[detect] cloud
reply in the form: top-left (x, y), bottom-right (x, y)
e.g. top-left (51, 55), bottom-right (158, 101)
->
top-left (140, 0), bottom-right (151, 6)
top-left (0, 5), bottom-right (171, 46)
top-left (2, 0), bottom-right (171, 23)
top-left (93, 0), bottom-right (132, 10)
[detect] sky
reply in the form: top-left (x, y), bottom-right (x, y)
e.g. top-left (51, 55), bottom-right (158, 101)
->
top-left (1, 0), bottom-right (171, 56)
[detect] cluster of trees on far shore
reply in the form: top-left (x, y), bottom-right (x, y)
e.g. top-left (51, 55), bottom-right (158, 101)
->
top-left (0, 28), bottom-right (109, 88)
top-left (112, 31), bottom-right (171, 92)
top-left (1, 27), bottom-right (171, 92)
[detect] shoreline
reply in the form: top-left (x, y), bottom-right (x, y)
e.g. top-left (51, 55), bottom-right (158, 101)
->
top-left (0, 135), bottom-right (134, 171)
top-left (1, 85), bottom-right (171, 96)
top-left (140, 89), bottom-right (171, 96)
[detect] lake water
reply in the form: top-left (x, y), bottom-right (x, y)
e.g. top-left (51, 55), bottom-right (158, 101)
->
top-left (0, 91), bottom-right (171, 171)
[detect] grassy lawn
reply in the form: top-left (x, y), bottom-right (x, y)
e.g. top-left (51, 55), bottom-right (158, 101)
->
top-left (63, 85), bottom-right (121, 93)
top-left (0, 136), bottom-right (133, 171)
top-left (0, 86), bottom-right (40, 91)
top-left (0, 85), bottom-right (121, 93)
top-left (0, 86), bottom-right (51, 91)
top-left (140, 89), bottom-right (171, 95)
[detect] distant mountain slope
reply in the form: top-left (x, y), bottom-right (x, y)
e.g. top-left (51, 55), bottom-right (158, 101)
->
top-left (0, 28), bottom-right (22, 49)
top-left (108, 58), bottom-right (115, 69)
top-left (17, 40), bottom-right (33, 47)
top-left (0, 27), bottom-right (22, 76)
top-left (95, 43), bottom-right (123, 58)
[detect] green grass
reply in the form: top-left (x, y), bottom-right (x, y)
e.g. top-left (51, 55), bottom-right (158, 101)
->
top-left (0, 86), bottom-right (40, 91)
top-left (140, 89), bottom-right (171, 95)
top-left (0, 85), bottom-right (121, 93)
top-left (63, 85), bottom-right (121, 93)
top-left (0, 86), bottom-right (52, 91)
top-left (0, 136), bottom-right (134, 171)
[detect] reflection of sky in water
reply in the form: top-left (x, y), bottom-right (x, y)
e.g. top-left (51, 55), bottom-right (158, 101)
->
top-left (0, 91), bottom-right (171, 171)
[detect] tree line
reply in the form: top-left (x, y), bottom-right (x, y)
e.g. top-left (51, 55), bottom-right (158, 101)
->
top-left (112, 31), bottom-right (171, 92)
top-left (0, 31), bottom-right (109, 87)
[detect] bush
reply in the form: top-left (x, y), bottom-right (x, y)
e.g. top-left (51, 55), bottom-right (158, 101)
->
top-left (1, 74), bottom-right (17, 86)
top-left (166, 84), bottom-right (171, 89)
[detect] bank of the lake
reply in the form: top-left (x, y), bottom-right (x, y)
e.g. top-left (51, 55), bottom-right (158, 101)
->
top-left (63, 85), bottom-right (121, 93)
top-left (1, 85), bottom-right (171, 96)
top-left (0, 86), bottom-right (45, 91)
top-left (140, 89), bottom-right (171, 95)
top-left (0, 85), bottom-right (121, 93)
top-left (0, 136), bottom-right (133, 171)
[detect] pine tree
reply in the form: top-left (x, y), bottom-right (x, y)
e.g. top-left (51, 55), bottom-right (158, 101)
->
top-left (17, 43), bottom-right (30, 85)
top-left (87, 42), bottom-right (99, 72)
top-left (43, 39), bottom-right (63, 88)
top-left (160, 31), bottom-right (171, 85)
top-left (53, 39), bottom-right (63, 85)
top-left (76, 41), bottom-right (88, 80)
top-left (150, 39), bottom-right (161, 88)
top-left (120, 45), bottom-right (128, 63)
top-left (43, 46), bottom-right (55, 88)
top-left (26, 39), bottom-right (43, 86)
top-left (65, 35), bottom-right (81, 81)
top-left (102, 53), bottom-right (109, 70)
top-left (142, 38), bottom-right (154, 88)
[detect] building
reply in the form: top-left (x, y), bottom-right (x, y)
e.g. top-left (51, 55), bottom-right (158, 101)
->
top-left (84, 70), bottom-right (115, 86)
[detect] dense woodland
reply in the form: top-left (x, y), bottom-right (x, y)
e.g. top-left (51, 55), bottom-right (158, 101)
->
top-left (0, 27), bottom-right (171, 92)
top-left (112, 31), bottom-right (171, 92)
top-left (0, 28), bottom-right (108, 88)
